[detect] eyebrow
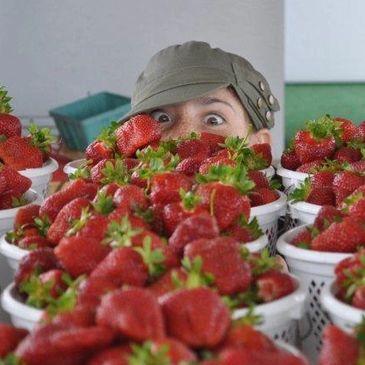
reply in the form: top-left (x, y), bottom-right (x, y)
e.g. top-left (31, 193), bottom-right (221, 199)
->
top-left (196, 96), bottom-right (234, 111)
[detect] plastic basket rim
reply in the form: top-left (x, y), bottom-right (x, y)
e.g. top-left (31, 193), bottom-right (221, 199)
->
top-left (19, 158), bottom-right (59, 178)
top-left (0, 189), bottom-right (41, 219)
top-left (1, 283), bottom-right (43, 320)
top-left (63, 158), bottom-right (86, 175)
top-left (277, 224), bottom-right (352, 263)
top-left (321, 281), bottom-right (365, 323)
top-left (232, 274), bottom-right (306, 320)
top-left (276, 164), bottom-right (310, 180)
top-left (244, 234), bottom-right (268, 253)
top-left (0, 234), bottom-right (28, 260)
top-left (288, 200), bottom-right (322, 215)
top-left (251, 190), bottom-right (287, 216)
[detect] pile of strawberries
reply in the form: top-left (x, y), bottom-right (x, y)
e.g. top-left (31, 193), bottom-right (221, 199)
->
top-left (0, 287), bottom-right (307, 365)
top-left (291, 185), bottom-right (365, 252)
top-left (0, 87), bottom-right (55, 210)
top-left (281, 115), bottom-right (365, 173)
top-left (318, 321), bottom-right (365, 365)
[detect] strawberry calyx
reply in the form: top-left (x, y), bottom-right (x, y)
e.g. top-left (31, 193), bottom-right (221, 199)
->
top-left (102, 216), bottom-right (142, 248)
top-left (179, 188), bottom-right (201, 211)
top-left (0, 86), bottom-right (13, 113)
top-left (222, 287), bottom-right (259, 309)
top-left (11, 196), bottom-right (29, 208)
top-left (66, 207), bottom-right (92, 237)
top-left (231, 306), bottom-right (264, 327)
top-left (0, 353), bottom-right (24, 365)
top-left (342, 255), bottom-right (365, 302)
top-left (96, 121), bottom-right (119, 149)
top-left (134, 237), bottom-right (166, 280)
top-left (5, 228), bottom-right (24, 244)
top-left (248, 248), bottom-right (281, 276)
top-left (93, 190), bottom-right (114, 215)
top-left (196, 164), bottom-right (255, 195)
top-left (235, 215), bottom-right (263, 240)
top-left (100, 159), bottom-right (129, 185)
top-left (128, 341), bottom-right (170, 365)
top-left (342, 191), bottom-right (365, 214)
top-left (181, 256), bottom-right (215, 289)
top-left (288, 178), bottom-right (311, 203)
top-left (304, 115), bottom-right (341, 142)
top-left (27, 121), bottom-right (55, 154)
top-left (69, 163), bottom-right (91, 181)
top-left (34, 216), bottom-right (51, 237)
top-left (134, 206), bottom-right (154, 224)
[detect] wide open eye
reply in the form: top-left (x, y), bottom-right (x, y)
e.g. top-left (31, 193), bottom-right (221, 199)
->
top-left (150, 110), bottom-right (172, 123)
top-left (203, 114), bottom-right (225, 126)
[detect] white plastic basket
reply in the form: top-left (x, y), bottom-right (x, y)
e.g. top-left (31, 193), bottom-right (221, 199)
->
top-left (288, 200), bottom-right (321, 226)
top-left (276, 341), bottom-right (309, 363)
top-left (245, 234), bottom-right (268, 253)
top-left (20, 157), bottom-right (59, 198)
top-left (277, 225), bottom-right (351, 363)
top-left (276, 164), bottom-right (309, 194)
top-left (321, 281), bottom-right (365, 333)
top-left (63, 158), bottom-right (85, 176)
top-left (1, 283), bottom-right (43, 330)
top-left (233, 274), bottom-right (306, 345)
top-left (251, 191), bottom-right (287, 255)
top-left (262, 165), bottom-right (275, 180)
top-left (0, 234), bottom-right (28, 271)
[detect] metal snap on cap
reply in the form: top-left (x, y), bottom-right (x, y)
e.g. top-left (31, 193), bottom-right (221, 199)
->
top-left (257, 97), bottom-right (263, 108)
top-left (265, 110), bottom-right (272, 121)
top-left (268, 94), bottom-right (275, 105)
top-left (259, 81), bottom-right (265, 91)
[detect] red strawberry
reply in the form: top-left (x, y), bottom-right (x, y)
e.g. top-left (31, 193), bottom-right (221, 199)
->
top-left (335, 117), bottom-right (358, 142)
top-left (256, 270), bottom-right (296, 302)
top-left (47, 197), bottom-right (91, 245)
top-left (185, 237), bottom-right (252, 295)
top-left (335, 252), bottom-right (364, 288)
top-left (225, 216), bottom-right (263, 243)
top-left (250, 187), bottom-right (279, 207)
top-left (90, 247), bottom-right (148, 287)
top-left (161, 287), bottom-right (230, 348)
top-left (296, 159), bottom-right (325, 173)
top-left (96, 287), bottom-right (165, 341)
top-left (0, 163), bottom-right (32, 196)
top-left (341, 187), bottom-right (365, 219)
top-left (85, 140), bottom-right (114, 166)
top-left (168, 213), bottom-right (219, 257)
top-left (0, 136), bottom-right (43, 169)
top-left (18, 235), bottom-right (50, 249)
top-left (78, 214), bottom-right (111, 242)
top-left (90, 159), bottom-right (129, 186)
top-left (198, 155), bottom-right (236, 174)
top-left (150, 338), bottom-right (197, 364)
top-left (15, 247), bottom-right (60, 289)
top-left (15, 323), bottom-right (116, 365)
top-left (51, 305), bottom-right (96, 328)
top-left (39, 179), bottom-right (97, 221)
top-left (0, 114), bottom-right (21, 139)
top-left (291, 229), bottom-right (313, 248)
top-left (55, 235), bottom-right (111, 277)
top-left (311, 171), bottom-right (335, 189)
top-left (150, 172), bottom-right (193, 206)
top-left (351, 160), bottom-right (365, 173)
top-left (87, 345), bottom-right (131, 365)
top-left (38, 269), bottom-right (69, 299)
top-left (332, 171), bottom-right (365, 206)
top-left (149, 268), bottom-right (188, 298)
top-left (311, 216), bottom-right (365, 252)
top-left (14, 204), bottom-right (40, 230)
top-left (248, 170), bottom-right (270, 188)
top-left (318, 325), bottom-right (359, 365)
top-left (294, 117), bottom-right (337, 164)
top-left (177, 139), bottom-right (210, 160)
top-left (251, 143), bottom-right (272, 166)
top-left (334, 146), bottom-right (362, 163)
top-left (176, 157), bottom-right (204, 176)
top-left (112, 184), bottom-right (148, 212)
top-left (116, 114), bottom-right (161, 157)
top-left (199, 132), bottom-right (225, 153)
top-left (0, 324), bottom-right (28, 357)
top-left (352, 286), bottom-right (365, 309)
top-left (281, 149), bottom-right (301, 170)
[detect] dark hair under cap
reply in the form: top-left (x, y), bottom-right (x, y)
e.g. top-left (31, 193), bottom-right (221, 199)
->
top-left (121, 41), bottom-right (280, 130)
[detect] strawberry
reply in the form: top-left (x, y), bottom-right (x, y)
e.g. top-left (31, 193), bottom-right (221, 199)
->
top-left (14, 204), bottom-right (41, 230)
top-left (0, 324), bottom-right (28, 358)
top-left (318, 325), bottom-right (359, 365)
top-left (184, 237), bottom-right (252, 295)
top-left (225, 216), bottom-right (263, 243)
top-left (334, 252), bottom-right (364, 289)
top-left (87, 345), bottom-right (131, 365)
top-left (15, 247), bottom-right (60, 289)
top-left (256, 270), bottom-right (296, 302)
top-left (39, 179), bottom-right (97, 222)
top-left (176, 157), bottom-right (204, 176)
top-left (177, 139), bottom-right (210, 160)
top-left (334, 146), bottom-right (362, 163)
top-left (18, 235), bottom-right (51, 249)
top-left (50, 305), bottom-right (96, 328)
top-left (55, 235), bottom-right (111, 277)
top-left (281, 149), bottom-right (301, 170)
top-left (77, 214), bottom-right (110, 242)
top-left (0, 163), bottom-right (32, 196)
top-left (199, 131), bottom-right (225, 153)
top-left (250, 187), bottom-right (279, 207)
top-left (149, 268), bottom-right (188, 298)
top-left (247, 170), bottom-right (270, 188)
top-left (112, 184), bottom-right (148, 212)
top-left (311, 216), bottom-right (365, 252)
top-left (0, 136), bottom-right (43, 170)
top-left (332, 171), bottom-right (365, 206)
top-left (15, 323), bottom-right (116, 365)
top-left (341, 187), bottom-right (365, 219)
top-left (116, 114), bottom-right (161, 157)
top-left (27, 122), bottom-right (55, 161)
top-left (251, 143), bottom-right (272, 166)
top-left (198, 154), bottom-right (236, 174)
top-left (161, 287), bottom-right (230, 348)
top-left (335, 117), bottom-right (359, 142)
top-left (0, 113), bottom-right (21, 139)
top-left (85, 140), bottom-right (114, 167)
top-left (296, 159), bottom-right (325, 173)
top-left (294, 116), bottom-right (337, 164)
top-left (168, 213), bottom-right (219, 257)
top-left (38, 269), bottom-right (69, 299)
top-left (96, 287), bottom-right (165, 341)
top-left (90, 159), bottom-right (129, 185)
top-left (310, 171), bottom-right (335, 189)
top-left (313, 205), bottom-right (344, 231)
top-left (162, 190), bottom-right (207, 235)
top-left (351, 160), bottom-right (365, 173)
top-left (150, 172), bottom-right (193, 206)
top-left (352, 286), bottom-right (365, 309)
top-left (90, 247), bottom-right (148, 287)
top-left (0, 191), bottom-right (27, 210)
top-left (47, 198), bottom-right (91, 245)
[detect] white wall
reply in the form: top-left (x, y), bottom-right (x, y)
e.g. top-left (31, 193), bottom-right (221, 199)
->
top-left (0, 0), bottom-right (284, 156)
top-left (285, 0), bottom-right (365, 82)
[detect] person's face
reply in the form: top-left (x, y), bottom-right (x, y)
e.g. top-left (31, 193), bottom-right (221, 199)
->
top-left (149, 87), bottom-right (271, 145)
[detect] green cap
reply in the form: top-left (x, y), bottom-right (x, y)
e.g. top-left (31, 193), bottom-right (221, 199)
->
top-left (121, 41), bottom-right (280, 129)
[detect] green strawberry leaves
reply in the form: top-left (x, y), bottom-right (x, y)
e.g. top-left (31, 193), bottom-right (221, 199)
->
top-left (0, 86), bottom-right (13, 113)
top-left (128, 341), bottom-right (170, 365)
top-left (28, 121), bottom-right (55, 153)
top-left (100, 159), bottom-right (129, 185)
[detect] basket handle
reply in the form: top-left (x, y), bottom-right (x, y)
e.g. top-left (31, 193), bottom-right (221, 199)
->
top-left (288, 291), bottom-right (307, 320)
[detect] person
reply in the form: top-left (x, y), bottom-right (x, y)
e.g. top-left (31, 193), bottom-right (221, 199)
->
top-left (121, 41), bottom-right (279, 145)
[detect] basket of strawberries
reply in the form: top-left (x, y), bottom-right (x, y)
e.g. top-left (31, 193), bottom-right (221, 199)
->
top-left (0, 87), bottom-right (58, 198)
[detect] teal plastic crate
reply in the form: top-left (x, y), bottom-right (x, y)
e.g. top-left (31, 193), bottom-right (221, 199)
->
top-left (49, 91), bottom-right (131, 151)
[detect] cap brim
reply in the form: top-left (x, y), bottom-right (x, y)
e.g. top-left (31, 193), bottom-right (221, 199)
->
top-left (119, 82), bottom-right (230, 123)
